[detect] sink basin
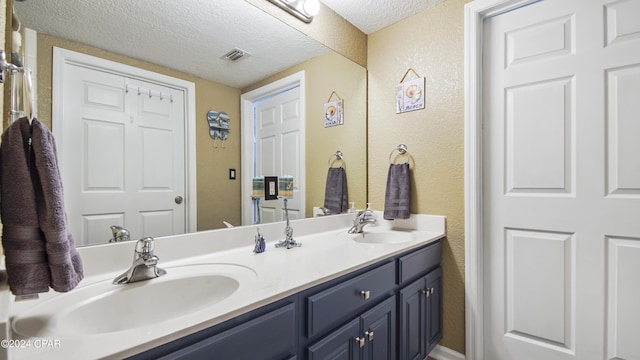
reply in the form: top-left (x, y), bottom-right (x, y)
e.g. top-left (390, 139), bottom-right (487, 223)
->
top-left (338, 227), bottom-right (426, 244)
top-left (12, 263), bottom-right (257, 337)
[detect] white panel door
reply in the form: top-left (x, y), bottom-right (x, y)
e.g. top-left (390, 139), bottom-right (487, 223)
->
top-left (60, 64), bottom-right (186, 245)
top-left (483, 1), bottom-right (640, 359)
top-left (254, 86), bottom-right (302, 223)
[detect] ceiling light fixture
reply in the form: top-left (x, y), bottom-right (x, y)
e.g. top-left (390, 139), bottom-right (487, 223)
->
top-left (267, 0), bottom-right (320, 23)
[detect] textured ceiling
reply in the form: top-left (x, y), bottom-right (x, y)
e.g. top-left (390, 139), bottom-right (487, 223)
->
top-left (13, 1), bottom-right (446, 88)
top-left (13, 0), bottom-right (329, 89)
top-left (320, 0), bottom-right (447, 34)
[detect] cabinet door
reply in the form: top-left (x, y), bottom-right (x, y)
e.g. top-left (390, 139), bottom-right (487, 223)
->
top-left (398, 277), bottom-right (427, 360)
top-left (425, 267), bottom-right (442, 354)
top-left (307, 318), bottom-right (361, 360)
top-left (158, 303), bottom-right (296, 360)
top-left (361, 296), bottom-right (396, 360)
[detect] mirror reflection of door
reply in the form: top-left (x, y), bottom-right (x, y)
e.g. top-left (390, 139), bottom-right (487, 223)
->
top-left (254, 86), bottom-right (302, 224)
top-left (241, 72), bottom-right (306, 225)
top-left (54, 49), bottom-right (190, 245)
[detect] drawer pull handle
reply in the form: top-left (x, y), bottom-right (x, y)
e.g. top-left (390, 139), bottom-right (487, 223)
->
top-left (355, 336), bottom-right (365, 348)
top-left (365, 331), bottom-right (374, 341)
top-left (422, 288), bottom-right (434, 297)
top-left (360, 290), bottom-right (371, 300)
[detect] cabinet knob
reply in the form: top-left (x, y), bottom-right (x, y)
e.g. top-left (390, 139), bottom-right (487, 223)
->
top-left (365, 331), bottom-right (374, 341)
top-left (355, 336), bottom-right (365, 348)
top-left (360, 290), bottom-right (371, 300)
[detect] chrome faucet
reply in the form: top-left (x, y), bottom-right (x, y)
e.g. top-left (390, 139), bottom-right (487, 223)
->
top-left (113, 237), bottom-right (167, 284)
top-left (348, 207), bottom-right (376, 234)
top-left (109, 225), bottom-right (130, 243)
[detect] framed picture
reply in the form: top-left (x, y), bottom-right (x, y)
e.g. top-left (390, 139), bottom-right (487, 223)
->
top-left (324, 99), bottom-right (344, 127)
top-left (396, 77), bottom-right (425, 114)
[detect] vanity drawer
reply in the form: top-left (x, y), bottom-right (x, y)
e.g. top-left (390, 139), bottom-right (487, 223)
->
top-left (398, 240), bottom-right (441, 284)
top-left (307, 261), bottom-right (395, 338)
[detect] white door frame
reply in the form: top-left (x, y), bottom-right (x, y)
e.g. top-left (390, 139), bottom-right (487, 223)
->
top-left (52, 47), bottom-right (197, 234)
top-left (240, 71), bottom-right (306, 226)
top-left (464, 1), bottom-right (539, 359)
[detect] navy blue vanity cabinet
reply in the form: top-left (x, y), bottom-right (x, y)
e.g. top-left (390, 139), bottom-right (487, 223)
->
top-left (128, 296), bottom-right (297, 360)
top-left (128, 239), bottom-right (442, 360)
top-left (308, 296), bottom-right (396, 360)
top-left (398, 266), bottom-right (442, 360)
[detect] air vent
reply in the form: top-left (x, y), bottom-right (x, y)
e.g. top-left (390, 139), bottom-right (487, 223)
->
top-left (221, 48), bottom-right (251, 62)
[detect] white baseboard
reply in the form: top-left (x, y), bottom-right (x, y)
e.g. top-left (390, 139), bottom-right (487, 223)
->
top-left (429, 344), bottom-right (465, 360)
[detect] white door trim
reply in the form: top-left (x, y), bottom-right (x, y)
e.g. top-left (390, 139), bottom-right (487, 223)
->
top-left (51, 47), bottom-right (197, 234)
top-left (464, 1), bottom-right (539, 359)
top-left (240, 71), bottom-right (306, 226)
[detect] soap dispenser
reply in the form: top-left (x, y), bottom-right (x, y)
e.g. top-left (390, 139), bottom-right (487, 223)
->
top-left (253, 228), bottom-right (266, 254)
top-left (363, 203), bottom-right (374, 221)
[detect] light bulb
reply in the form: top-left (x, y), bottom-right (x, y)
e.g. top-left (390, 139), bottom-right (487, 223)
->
top-left (303, 0), bottom-right (320, 16)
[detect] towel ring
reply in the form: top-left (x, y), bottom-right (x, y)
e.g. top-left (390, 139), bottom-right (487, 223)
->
top-left (328, 150), bottom-right (345, 168)
top-left (389, 144), bottom-right (408, 163)
top-left (389, 144), bottom-right (414, 167)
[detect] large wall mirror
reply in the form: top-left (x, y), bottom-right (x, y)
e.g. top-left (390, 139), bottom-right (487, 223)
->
top-left (12, 0), bottom-right (367, 246)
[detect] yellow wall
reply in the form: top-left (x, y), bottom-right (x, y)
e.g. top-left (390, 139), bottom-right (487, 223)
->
top-left (34, 34), bottom-right (242, 231)
top-left (245, 51), bottom-right (368, 215)
top-left (367, 0), bottom-right (469, 353)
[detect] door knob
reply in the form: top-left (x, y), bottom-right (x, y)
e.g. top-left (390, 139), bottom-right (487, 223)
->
top-left (175, 196), bottom-right (184, 204)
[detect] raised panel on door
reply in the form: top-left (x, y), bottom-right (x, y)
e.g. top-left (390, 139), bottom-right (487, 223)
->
top-left (606, 237), bottom-right (640, 359)
top-left (361, 296), bottom-right (396, 360)
top-left (399, 277), bottom-right (426, 360)
top-left (606, 64), bottom-right (640, 196)
top-left (307, 318), bottom-right (360, 360)
top-left (425, 267), bottom-right (442, 353)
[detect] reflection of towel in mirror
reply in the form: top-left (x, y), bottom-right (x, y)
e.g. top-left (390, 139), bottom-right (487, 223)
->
top-left (384, 163), bottom-right (410, 220)
top-left (323, 167), bottom-right (348, 214)
top-left (0, 117), bottom-right (84, 296)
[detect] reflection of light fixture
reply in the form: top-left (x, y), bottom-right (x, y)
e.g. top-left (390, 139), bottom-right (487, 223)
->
top-left (267, 0), bottom-right (320, 23)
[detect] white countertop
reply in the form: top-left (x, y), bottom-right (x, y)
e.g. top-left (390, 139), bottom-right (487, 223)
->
top-left (4, 212), bottom-right (445, 360)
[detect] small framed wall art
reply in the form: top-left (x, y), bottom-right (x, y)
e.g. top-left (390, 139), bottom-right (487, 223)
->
top-left (324, 91), bottom-right (344, 127)
top-left (396, 68), bottom-right (425, 114)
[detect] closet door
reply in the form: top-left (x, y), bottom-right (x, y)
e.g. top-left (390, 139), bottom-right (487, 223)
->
top-left (59, 58), bottom-right (186, 245)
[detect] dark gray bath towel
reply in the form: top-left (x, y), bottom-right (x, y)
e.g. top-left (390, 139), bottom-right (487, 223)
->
top-left (0, 117), bottom-right (83, 296)
top-left (384, 163), bottom-right (411, 220)
top-left (323, 167), bottom-right (348, 214)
